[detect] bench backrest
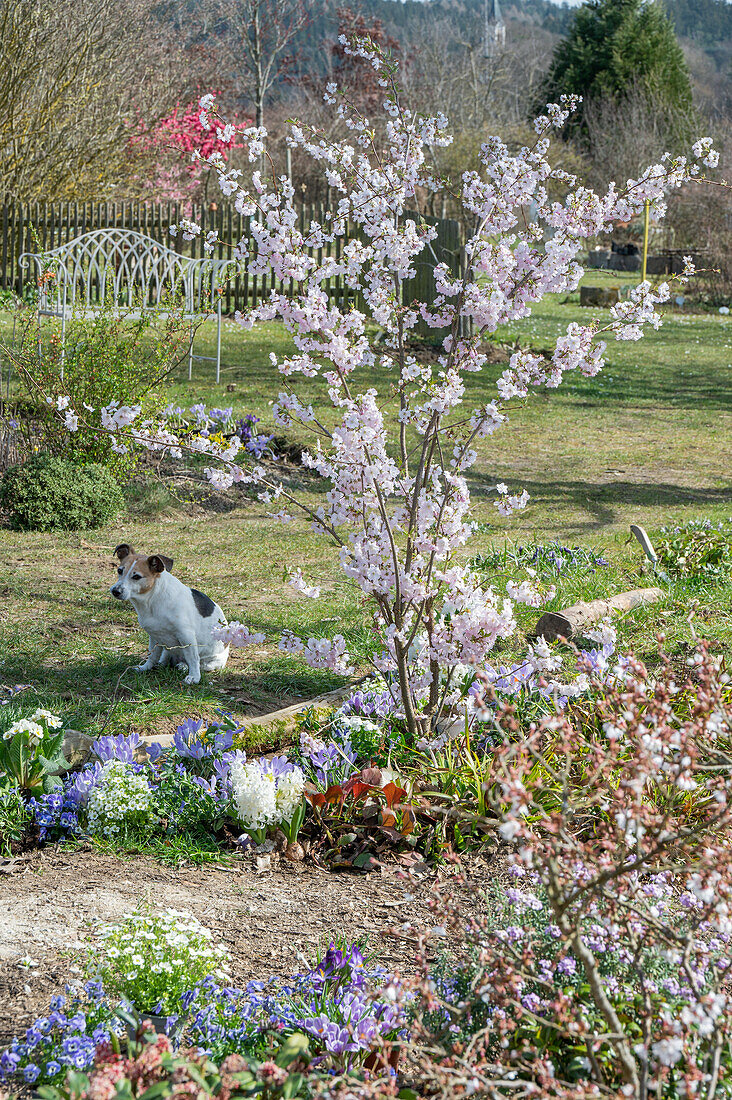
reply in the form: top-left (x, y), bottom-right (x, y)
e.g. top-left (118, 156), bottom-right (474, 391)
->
top-left (19, 228), bottom-right (228, 315)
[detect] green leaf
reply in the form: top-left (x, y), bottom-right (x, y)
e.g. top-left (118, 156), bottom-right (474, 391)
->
top-left (66, 1070), bottom-right (92, 1099)
top-left (282, 1074), bottom-right (306, 1099)
top-left (275, 1031), bottom-right (310, 1068)
top-left (137, 1082), bottom-right (174, 1100)
top-left (174, 1061), bottom-right (209, 1091)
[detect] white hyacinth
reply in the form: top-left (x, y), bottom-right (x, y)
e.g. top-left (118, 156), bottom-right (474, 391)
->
top-left (230, 759), bottom-right (306, 838)
top-left (275, 767), bottom-right (305, 821)
top-left (230, 760), bottom-right (278, 831)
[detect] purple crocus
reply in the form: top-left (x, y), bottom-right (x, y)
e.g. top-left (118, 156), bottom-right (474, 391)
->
top-left (92, 732), bottom-right (141, 764)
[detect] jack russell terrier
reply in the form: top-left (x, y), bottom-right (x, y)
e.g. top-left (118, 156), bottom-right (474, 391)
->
top-left (110, 544), bottom-right (230, 685)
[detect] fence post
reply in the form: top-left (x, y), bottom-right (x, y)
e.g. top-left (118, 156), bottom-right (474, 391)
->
top-left (1, 204), bottom-right (8, 292)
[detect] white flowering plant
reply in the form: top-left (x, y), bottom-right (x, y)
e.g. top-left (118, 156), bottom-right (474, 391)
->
top-left (90, 907), bottom-right (230, 1016)
top-left (0, 708), bottom-right (69, 795)
top-left (229, 757), bottom-right (306, 846)
top-left (84, 761), bottom-right (154, 840)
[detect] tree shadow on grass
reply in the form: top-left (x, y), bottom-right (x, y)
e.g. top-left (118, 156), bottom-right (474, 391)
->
top-left (471, 476), bottom-right (732, 536)
top-left (0, 647), bottom-right (348, 731)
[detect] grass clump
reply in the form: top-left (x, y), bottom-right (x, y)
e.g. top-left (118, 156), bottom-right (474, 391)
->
top-left (0, 452), bottom-right (124, 531)
top-left (655, 516), bottom-right (732, 582)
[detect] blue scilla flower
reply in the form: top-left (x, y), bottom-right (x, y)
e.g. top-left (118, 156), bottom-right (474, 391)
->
top-left (0, 1049), bottom-right (21, 1078)
top-left (23, 1063), bottom-right (40, 1083)
top-left (24, 1026), bottom-right (43, 1047)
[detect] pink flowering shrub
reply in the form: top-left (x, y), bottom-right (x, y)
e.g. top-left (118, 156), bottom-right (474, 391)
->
top-left (48, 38), bottom-right (719, 735)
top-left (343, 643), bottom-right (732, 1099)
top-left (128, 99), bottom-right (248, 204)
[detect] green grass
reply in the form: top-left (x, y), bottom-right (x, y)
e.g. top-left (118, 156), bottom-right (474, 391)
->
top-left (0, 269), bottom-right (729, 738)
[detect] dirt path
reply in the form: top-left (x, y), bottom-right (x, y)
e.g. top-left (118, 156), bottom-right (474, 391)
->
top-left (0, 849), bottom-right (495, 1046)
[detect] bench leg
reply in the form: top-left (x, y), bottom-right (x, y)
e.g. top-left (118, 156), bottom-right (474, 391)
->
top-left (188, 321), bottom-right (194, 381)
top-left (216, 303), bottom-right (221, 385)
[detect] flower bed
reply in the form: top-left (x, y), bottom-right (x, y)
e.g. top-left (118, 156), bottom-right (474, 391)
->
top-left (0, 915), bottom-right (403, 1094)
top-left (3, 639), bottom-right (732, 1095)
top-left (0, 614), bottom-right (637, 871)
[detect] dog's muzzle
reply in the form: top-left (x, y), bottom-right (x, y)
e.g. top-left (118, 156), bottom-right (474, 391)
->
top-left (110, 586), bottom-right (124, 600)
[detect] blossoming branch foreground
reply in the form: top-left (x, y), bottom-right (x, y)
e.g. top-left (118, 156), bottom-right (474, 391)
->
top-left (42, 36), bottom-right (718, 735)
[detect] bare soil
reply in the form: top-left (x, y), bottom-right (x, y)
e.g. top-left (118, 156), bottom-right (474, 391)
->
top-left (0, 848), bottom-right (496, 1047)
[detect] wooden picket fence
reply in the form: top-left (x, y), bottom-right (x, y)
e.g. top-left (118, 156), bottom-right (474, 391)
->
top-left (0, 201), bottom-right (464, 331)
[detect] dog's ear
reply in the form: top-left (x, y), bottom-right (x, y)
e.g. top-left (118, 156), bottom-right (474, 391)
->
top-left (114, 543), bottom-right (134, 561)
top-left (147, 554), bottom-right (173, 574)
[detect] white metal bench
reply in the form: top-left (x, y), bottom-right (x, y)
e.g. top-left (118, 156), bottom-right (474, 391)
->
top-left (19, 228), bottom-right (229, 382)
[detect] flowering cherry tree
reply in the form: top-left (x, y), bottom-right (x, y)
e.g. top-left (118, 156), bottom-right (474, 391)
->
top-left (51, 39), bottom-right (718, 735)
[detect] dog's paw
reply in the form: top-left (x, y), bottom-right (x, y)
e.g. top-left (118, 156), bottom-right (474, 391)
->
top-left (133, 663), bottom-right (152, 673)
top-left (175, 661), bottom-right (188, 671)
top-left (183, 673), bottom-right (201, 685)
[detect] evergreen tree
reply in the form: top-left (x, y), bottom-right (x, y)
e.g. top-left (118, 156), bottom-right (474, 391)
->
top-left (541, 0), bottom-right (694, 131)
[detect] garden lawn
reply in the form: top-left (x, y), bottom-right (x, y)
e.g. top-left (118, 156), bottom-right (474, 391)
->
top-left (0, 269), bottom-right (729, 737)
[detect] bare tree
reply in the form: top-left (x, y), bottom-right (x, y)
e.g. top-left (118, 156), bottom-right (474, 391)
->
top-left (211, 0), bottom-right (309, 129)
top-left (583, 80), bottom-right (699, 192)
top-left (0, 0), bottom-right (192, 199)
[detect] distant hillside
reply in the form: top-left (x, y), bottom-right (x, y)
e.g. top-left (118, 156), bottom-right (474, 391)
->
top-left (663, 0), bottom-right (732, 46)
top-left (365, 0), bottom-right (732, 46)
top-left (166, 0), bottom-right (732, 115)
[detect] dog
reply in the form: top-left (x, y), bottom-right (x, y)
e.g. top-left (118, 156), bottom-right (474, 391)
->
top-left (110, 544), bottom-right (229, 685)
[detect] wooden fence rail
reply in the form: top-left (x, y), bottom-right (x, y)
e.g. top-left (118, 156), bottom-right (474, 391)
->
top-left (0, 201), bottom-right (463, 332)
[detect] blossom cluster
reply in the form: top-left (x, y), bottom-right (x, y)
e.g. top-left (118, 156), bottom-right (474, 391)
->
top-left (2, 708), bottom-right (62, 744)
top-left (469, 619), bottom-right (625, 714)
top-left (298, 730), bottom-right (358, 789)
top-left (1, 939), bottom-right (402, 1087)
top-left (0, 983), bottom-right (112, 1086)
top-left (180, 940), bottom-right (403, 1065)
